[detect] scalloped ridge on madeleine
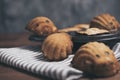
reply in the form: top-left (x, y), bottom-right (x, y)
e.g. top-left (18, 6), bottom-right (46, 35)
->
top-left (42, 33), bottom-right (73, 61)
top-left (90, 13), bottom-right (120, 31)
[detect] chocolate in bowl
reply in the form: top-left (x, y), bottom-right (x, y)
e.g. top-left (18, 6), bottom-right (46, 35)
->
top-left (29, 30), bottom-right (120, 52)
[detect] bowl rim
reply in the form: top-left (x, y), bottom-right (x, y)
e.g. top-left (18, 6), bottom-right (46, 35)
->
top-left (29, 30), bottom-right (120, 42)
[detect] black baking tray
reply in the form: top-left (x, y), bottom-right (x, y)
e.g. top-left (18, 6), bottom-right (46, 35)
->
top-left (29, 31), bottom-right (120, 51)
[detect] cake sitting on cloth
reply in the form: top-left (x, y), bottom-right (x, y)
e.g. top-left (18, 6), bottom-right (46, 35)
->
top-left (0, 43), bottom-right (120, 80)
top-left (0, 46), bottom-right (82, 80)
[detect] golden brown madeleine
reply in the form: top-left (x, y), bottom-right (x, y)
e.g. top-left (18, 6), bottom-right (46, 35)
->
top-left (90, 13), bottom-right (120, 31)
top-left (42, 33), bottom-right (73, 61)
top-left (71, 42), bottom-right (119, 77)
top-left (58, 24), bottom-right (89, 33)
top-left (26, 16), bottom-right (57, 36)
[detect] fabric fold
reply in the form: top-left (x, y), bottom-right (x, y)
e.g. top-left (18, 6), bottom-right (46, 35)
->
top-left (0, 46), bottom-right (82, 80)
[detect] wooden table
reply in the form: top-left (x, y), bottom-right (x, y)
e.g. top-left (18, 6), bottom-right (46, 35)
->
top-left (0, 32), bottom-right (120, 80)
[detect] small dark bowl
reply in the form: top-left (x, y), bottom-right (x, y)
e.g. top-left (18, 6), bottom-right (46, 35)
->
top-left (29, 31), bottom-right (120, 52)
top-left (68, 31), bottom-right (120, 52)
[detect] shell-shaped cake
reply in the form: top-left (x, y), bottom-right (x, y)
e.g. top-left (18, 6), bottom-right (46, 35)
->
top-left (26, 16), bottom-right (57, 36)
top-left (90, 13), bottom-right (120, 31)
top-left (71, 42), bottom-right (119, 77)
top-left (42, 33), bottom-right (73, 61)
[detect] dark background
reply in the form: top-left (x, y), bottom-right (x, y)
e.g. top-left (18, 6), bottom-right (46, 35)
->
top-left (0, 0), bottom-right (120, 33)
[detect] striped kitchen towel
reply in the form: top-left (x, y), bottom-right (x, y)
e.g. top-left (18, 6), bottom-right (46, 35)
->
top-left (0, 43), bottom-right (120, 80)
top-left (112, 42), bottom-right (120, 61)
top-left (0, 46), bottom-right (82, 80)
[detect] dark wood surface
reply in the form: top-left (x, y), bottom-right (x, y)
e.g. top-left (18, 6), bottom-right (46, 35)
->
top-left (0, 32), bottom-right (120, 80)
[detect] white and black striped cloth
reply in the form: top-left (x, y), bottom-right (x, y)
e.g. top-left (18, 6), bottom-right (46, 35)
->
top-left (0, 43), bottom-right (120, 80)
